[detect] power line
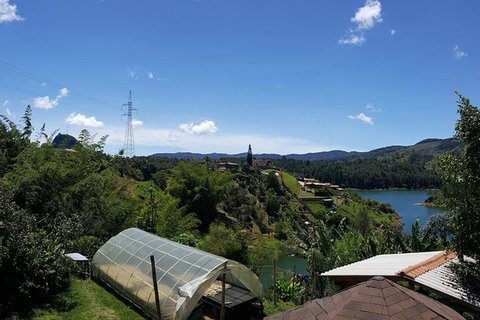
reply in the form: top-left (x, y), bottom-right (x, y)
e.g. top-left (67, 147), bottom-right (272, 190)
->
top-left (0, 60), bottom-right (166, 140)
top-left (0, 59), bottom-right (119, 110)
top-left (0, 80), bottom-right (121, 122)
top-left (0, 60), bottom-right (178, 153)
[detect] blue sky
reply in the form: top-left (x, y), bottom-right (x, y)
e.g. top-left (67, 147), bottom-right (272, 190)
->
top-left (1, 0), bottom-right (479, 156)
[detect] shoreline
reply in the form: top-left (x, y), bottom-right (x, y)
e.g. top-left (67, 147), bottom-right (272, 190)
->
top-left (345, 188), bottom-right (440, 191)
top-left (414, 202), bottom-right (444, 209)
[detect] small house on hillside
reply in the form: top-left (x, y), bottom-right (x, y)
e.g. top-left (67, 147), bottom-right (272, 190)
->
top-left (323, 198), bottom-right (334, 208)
top-left (253, 159), bottom-right (270, 169)
top-left (218, 162), bottom-right (239, 172)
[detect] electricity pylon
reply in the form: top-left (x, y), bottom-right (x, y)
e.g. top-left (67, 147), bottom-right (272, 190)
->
top-left (122, 90), bottom-right (137, 157)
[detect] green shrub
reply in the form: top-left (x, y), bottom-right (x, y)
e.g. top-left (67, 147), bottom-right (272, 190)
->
top-left (0, 189), bottom-right (70, 317)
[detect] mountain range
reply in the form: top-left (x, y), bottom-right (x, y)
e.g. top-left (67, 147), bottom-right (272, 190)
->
top-left (150, 138), bottom-right (462, 161)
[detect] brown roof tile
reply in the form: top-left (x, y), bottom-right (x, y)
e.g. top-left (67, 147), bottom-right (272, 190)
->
top-left (398, 251), bottom-right (457, 279)
top-left (387, 303), bottom-right (403, 315)
top-left (264, 277), bottom-right (465, 320)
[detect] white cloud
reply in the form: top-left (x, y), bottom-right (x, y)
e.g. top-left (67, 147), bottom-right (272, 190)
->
top-left (453, 45), bottom-right (468, 60)
top-left (41, 82), bottom-right (47, 87)
top-left (127, 68), bottom-right (138, 79)
top-left (132, 119), bottom-right (143, 127)
top-left (348, 113), bottom-right (373, 125)
top-left (147, 72), bottom-right (154, 79)
top-left (5, 108), bottom-right (12, 116)
top-left (0, 0), bottom-right (24, 23)
top-left (366, 103), bottom-right (381, 112)
top-left (66, 112), bottom-right (104, 128)
top-left (168, 131), bottom-right (179, 143)
top-left (2, 99), bottom-right (9, 107)
top-left (179, 120), bottom-right (218, 135)
top-left (339, 31), bottom-right (366, 45)
top-left (58, 87), bottom-right (69, 97)
top-left (351, 0), bottom-right (382, 30)
top-left (391, 29), bottom-right (396, 35)
top-left (91, 124), bottom-right (344, 155)
top-left (33, 96), bottom-right (56, 109)
top-left (32, 87), bottom-right (69, 109)
top-left (339, 0), bottom-right (382, 46)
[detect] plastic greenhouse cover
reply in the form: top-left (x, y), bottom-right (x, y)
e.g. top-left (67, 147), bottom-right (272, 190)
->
top-left (92, 228), bottom-right (263, 320)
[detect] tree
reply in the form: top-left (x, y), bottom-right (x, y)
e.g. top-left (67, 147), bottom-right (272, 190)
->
top-left (266, 171), bottom-right (283, 195)
top-left (136, 185), bottom-right (199, 239)
top-left (198, 223), bottom-right (248, 263)
top-left (167, 161), bottom-right (233, 230)
top-left (441, 92), bottom-right (480, 258)
top-left (247, 144), bottom-right (253, 166)
top-left (0, 107), bottom-right (33, 177)
top-left (0, 184), bottom-right (70, 317)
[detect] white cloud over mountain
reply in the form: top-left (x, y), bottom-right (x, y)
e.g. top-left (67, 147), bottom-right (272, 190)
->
top-left (32, 87), bottom-right (69, 109)
top-left (66, 112), bottom-right (104, 128)
top-left (179, 120), bottom-right (218, 135)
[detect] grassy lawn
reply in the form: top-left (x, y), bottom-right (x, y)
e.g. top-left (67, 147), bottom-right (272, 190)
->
top-left (302, 199), bottom-right (327, 215)
top-left (30, 279), bottom-right (146, 320)
top-left (337, 201), bottom-right (395, 228)
top-left (280, 171), bottom-right (312, 198)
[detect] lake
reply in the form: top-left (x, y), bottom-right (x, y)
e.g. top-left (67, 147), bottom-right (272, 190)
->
top-left (257, 190), bottom-right (443, 289)
top-left (258, 253), bottom-right (307, 289)
top-left (355, 190), bottom-right (444, 231)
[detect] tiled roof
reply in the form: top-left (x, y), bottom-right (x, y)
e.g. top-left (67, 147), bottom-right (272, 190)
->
top-left (398, 251), bottom-right (457, 279)
top-left (264, 276), bottom-right (465, 320)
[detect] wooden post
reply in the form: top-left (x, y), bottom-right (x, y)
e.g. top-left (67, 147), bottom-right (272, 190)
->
top-left (150, 255), bottom-right (162, 320)
top-left (292, 265), bottom-right (296, 299)
top-left (220, 265), bottom-right (226, 320)
top-left (311, 268), bottom-right (316, 300)
top-left (273, 259), bottom-right (277, 306)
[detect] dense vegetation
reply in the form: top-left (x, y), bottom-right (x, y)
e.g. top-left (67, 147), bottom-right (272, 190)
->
top-left (440, 93), bottom-right (480, 293)
top-left (273, 152), bottom-right (441, 189)
top-left (1, 95), bottom-right (478, 319)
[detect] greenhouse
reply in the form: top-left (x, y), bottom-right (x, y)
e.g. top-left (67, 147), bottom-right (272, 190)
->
top-left (92, 228), bottom-right (263, 320)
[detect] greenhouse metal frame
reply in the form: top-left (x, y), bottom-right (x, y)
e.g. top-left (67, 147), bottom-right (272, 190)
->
top-left (92, 228), bottom-right (263, 320)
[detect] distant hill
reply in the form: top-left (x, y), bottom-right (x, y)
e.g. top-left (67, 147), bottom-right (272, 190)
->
top-left (150, 152), bottom-right (284, 160)
top-left (150, 138), bottom-right (462, 161)
top-left (53, 134), bottom-right (77, 149)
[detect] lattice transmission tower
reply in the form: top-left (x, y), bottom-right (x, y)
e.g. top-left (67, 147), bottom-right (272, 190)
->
top-left (122, 90), bottom-right (138, 157)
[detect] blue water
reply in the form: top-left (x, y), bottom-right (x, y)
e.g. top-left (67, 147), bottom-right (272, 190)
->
top-left (355, 190), bottom-right (444, 231)
top-left (257, 190), bottom-right (442, 289)
top-left (258, 253), bottom-right (307, 289)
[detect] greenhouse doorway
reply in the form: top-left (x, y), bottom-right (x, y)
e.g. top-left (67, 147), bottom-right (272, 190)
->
top-left (199, 279), bottom-right (263, 320)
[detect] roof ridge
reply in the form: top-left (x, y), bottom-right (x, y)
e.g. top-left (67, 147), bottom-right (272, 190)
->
top-left (397, 251), bottom-right (457, 279)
